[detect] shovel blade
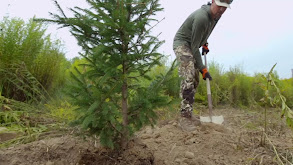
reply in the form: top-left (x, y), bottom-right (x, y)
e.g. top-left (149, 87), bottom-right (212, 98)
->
top-left (200, 115), bottom-right (224, 125)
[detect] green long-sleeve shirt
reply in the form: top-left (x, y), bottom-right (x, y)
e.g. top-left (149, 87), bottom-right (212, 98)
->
top-left (173, 4), bottom-right (218, 70)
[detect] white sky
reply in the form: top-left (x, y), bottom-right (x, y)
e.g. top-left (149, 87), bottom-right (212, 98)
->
top-left (0, 0), bottom-right (293, 79)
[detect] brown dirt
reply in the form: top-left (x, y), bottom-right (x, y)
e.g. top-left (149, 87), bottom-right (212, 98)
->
top-left (0, 132), bottom-right (19, 142)
top-left (0, 107), bottom-right (292, 165)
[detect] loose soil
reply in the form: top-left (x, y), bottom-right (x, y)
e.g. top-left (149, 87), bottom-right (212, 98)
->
top-left (0, 107), bottom-right (292, 165)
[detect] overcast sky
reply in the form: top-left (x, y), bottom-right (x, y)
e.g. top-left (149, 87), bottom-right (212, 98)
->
top-left (1, 0), bottom-right (293, 79)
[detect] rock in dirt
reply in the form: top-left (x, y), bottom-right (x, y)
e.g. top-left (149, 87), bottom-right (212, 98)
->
top-left (185, 137), bottom-right (197, 145)
top-left (141, 134), bottom-right (152, 139)
top-left (175, 158), bottom-right (182, 163)
top-left (155, 138), bottom-right (162, 143)
top-left (145, 126), bottom-right (153, 134)
top-left (45, 161), bottom-right (54, 165)
top-left (185, 151), bottom-right (195, 159)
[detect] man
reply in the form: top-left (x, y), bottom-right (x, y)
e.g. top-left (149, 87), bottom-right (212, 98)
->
top-left (173, 0), bottom-right (233, 131)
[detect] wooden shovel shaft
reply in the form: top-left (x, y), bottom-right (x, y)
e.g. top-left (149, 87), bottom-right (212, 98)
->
top-left (204, 53), bottom-right (213, 119)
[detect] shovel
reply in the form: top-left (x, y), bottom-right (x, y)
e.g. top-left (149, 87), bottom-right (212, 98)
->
top-left (199, 52), bottom-right (224, 125)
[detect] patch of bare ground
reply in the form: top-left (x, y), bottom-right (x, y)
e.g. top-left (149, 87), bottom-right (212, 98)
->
top-left (0, 107), bottom-right (292, 165)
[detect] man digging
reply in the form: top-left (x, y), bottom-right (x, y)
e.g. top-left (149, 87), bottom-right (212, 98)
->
top-left (173, 0), bottom-right (233, 131)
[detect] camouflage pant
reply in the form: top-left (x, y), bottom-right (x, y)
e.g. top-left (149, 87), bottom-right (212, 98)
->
top-left (174, 45), bottom-right (200, 118)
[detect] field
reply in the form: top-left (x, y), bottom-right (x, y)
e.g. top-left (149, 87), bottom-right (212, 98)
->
top-left (1, 2), bottom-right (293, 165)
top-left (1, 106), bottom-right (292, 165)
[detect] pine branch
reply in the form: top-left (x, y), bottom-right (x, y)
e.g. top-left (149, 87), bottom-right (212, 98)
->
top-left (52, 0), bottom-right (68, 19)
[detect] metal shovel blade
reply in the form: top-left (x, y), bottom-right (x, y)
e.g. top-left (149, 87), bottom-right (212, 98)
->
top-left (200, 115), bottom-right (224, 125)
top-left (200, 53), bottom-right (224, 125)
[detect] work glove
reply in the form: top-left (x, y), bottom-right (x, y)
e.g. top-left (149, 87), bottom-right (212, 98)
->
top-left (200, 68), bottom-right (212, 81)
top-left (201, 43), bottom-right (209, 55)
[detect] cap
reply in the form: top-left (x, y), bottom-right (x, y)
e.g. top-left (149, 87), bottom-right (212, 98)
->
top-left (215, 0), bottom-right (231, 8)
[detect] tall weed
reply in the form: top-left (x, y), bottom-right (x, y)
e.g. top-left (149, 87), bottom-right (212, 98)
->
top-left (0, 17), bottom-right (69, 102)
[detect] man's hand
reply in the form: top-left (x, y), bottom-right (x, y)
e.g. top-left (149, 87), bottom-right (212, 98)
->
top-left (201, 43), bottom-right (209, 55)
top-left (200, 68), bottom-right (212, 80)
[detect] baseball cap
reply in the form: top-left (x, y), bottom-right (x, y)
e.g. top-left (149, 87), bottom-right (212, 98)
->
top-left (215, 0), bottom-right (231, 8)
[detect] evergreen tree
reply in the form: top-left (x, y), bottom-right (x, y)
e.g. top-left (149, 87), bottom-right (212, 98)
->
top-left (37, 0), bottom-right (170, 148)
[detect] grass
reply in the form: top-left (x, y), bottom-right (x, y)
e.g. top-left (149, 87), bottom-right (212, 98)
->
top-left (0, 95), bottom-right (77, 148)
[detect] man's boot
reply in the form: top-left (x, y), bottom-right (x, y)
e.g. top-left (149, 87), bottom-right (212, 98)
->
top-left (179, 111), bottom-right (201, 131)
top-left (191, 115), bottom-right (201, 126)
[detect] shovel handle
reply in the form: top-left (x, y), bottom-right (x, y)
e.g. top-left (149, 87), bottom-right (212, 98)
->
top-left (203, 53), bottom-right (213, 118)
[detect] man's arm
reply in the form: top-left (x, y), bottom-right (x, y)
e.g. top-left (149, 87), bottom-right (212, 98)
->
top-left (190, 17), bottom-right (207, 70)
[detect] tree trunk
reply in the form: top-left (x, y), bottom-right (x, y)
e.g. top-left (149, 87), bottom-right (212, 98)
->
top-left (121, 77), bottom-right (128, 148)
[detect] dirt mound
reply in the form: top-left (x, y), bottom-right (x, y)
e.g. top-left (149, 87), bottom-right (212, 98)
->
top-left (0, 135), bottom-right (93, 165)
top-left (137, 108), bottom-right (293, 165)
top-left (0, 108), bottom-right (292, 165)
top-left (0, 135), bottom-right (154, 165)
top-left (139, 121), bottom-right (242, 165)
top-left (79, 139), bottom-right (154, 165)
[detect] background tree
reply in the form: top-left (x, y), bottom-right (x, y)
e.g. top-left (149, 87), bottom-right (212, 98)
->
top-left (37, 0), bottom-right (170, 148)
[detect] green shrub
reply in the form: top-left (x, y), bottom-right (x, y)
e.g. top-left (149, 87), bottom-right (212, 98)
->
top-left (279, 79), bottom-right (293, 108)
